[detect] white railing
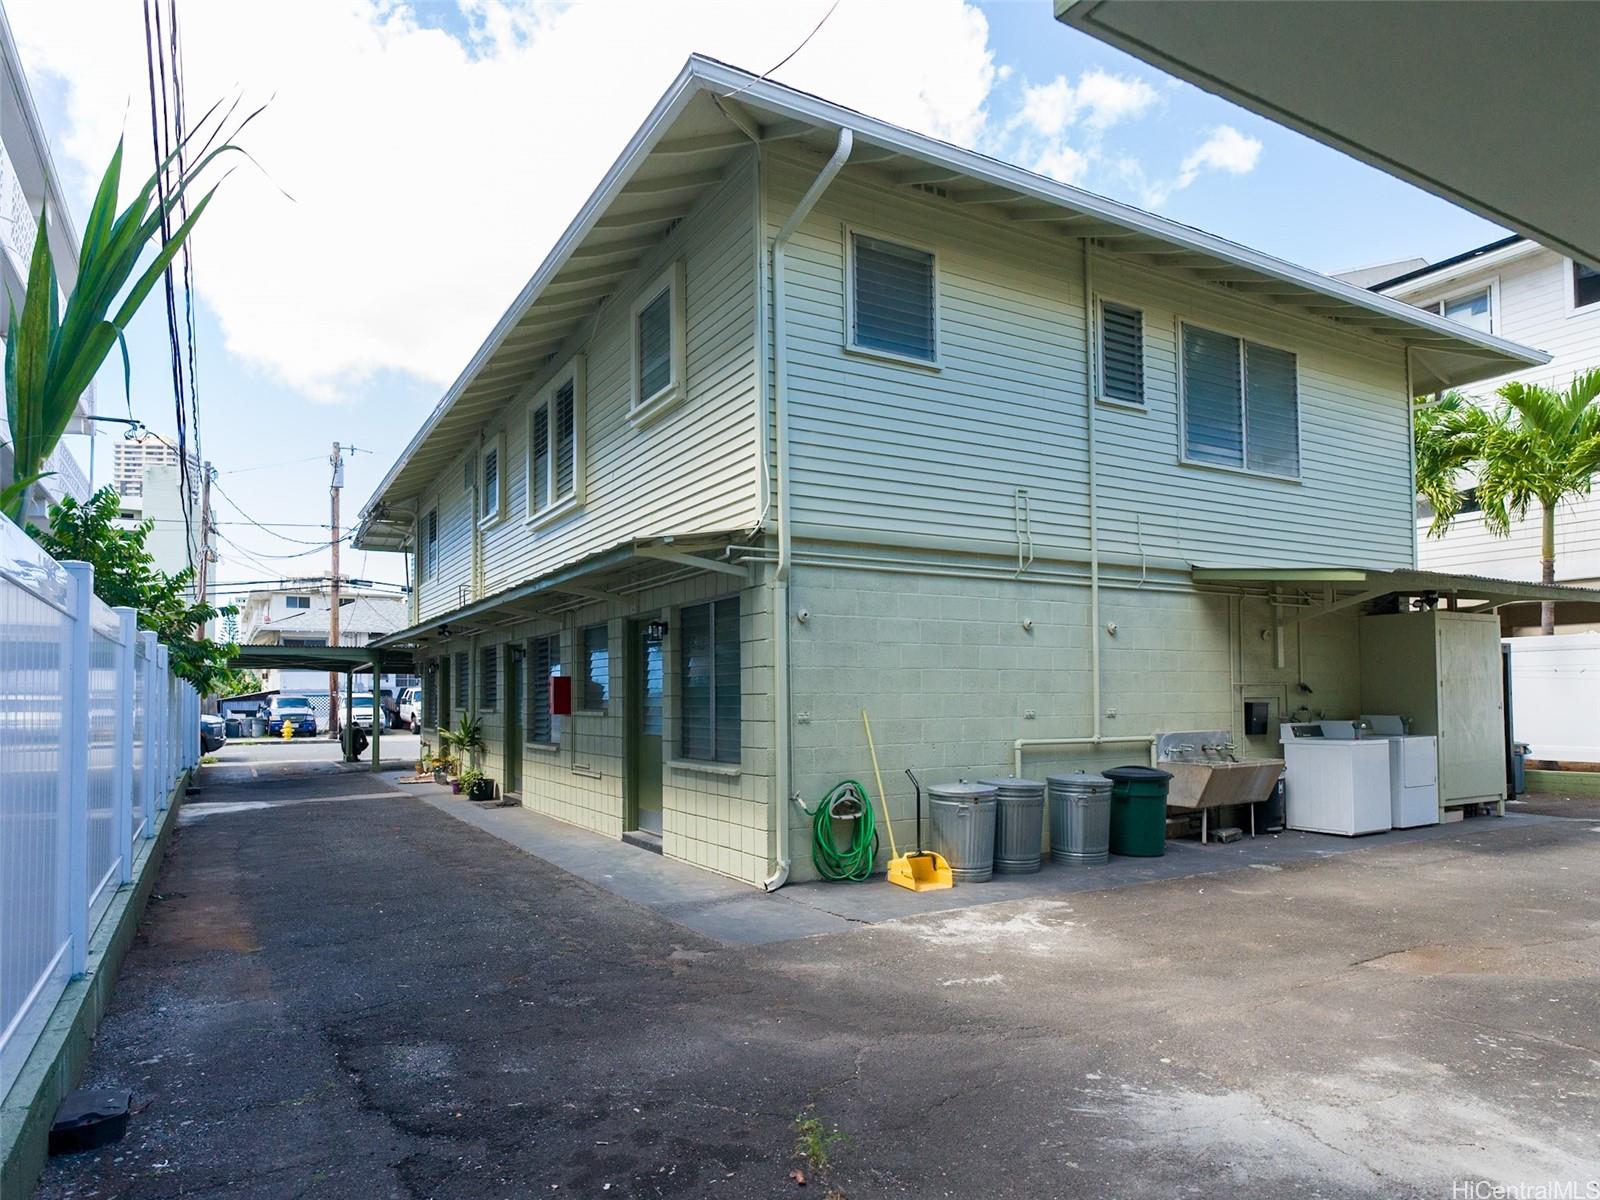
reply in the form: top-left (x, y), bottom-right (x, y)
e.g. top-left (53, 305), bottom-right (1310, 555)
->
top-left (0, 514), bottom-right (198, 1101)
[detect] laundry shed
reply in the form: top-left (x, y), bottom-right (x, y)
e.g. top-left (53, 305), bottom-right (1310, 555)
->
top-left (1191, 566), bottom-right (1600, 818)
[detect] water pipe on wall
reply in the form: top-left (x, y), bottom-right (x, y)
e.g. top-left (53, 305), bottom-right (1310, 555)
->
top-left (764, 125), bottom-right (854, 892)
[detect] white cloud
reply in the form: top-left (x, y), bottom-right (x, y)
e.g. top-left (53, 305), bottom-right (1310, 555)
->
top-left (1177, 125), bottom-right (1263, 187)
top-left (1032, 145), bottom-right (1089, 185)
top-left (1141, 124), bottom-right (1264, 208)
top-left (1014, 69), bottom-right (1157, 138)
top-left (10, 0), bottom-right (997, 398)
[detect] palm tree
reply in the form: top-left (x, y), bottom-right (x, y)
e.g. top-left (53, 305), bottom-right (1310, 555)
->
top-left (1415, 369), bottom-right (1600, 634)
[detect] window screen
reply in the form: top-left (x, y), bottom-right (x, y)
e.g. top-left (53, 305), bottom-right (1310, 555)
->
top-left (555, 379), bottom-right (576, 498)
top-left (479, 645), bottom-right (499, 709)
top-left (637, 287), bottom-right (673, 400)
top-left (528, 634), bottom-right (560, 743)
top-left (1182, 325), bottom-right (1244, 466)
top-left (424, 661), bottom-right (438, 728)
top-left (481, 447), bottom-right (499, 519)
top-left (424, 510), bottom-right (438, 580)
top-left (1575, 261), bottom-right (1600, 309)
top-left (530, 403), bottom-right (550, 515)
top-left (1437, 289), bottom-right (1491, 333)
top-left (581, 624), bottom-right (609, 710)
top-left (1244, 342), bottom-right (1300, 476)
top-left (851, 233), bottom-right (935, 361)
top-left (1100, 301), bottom-right (1144, 404)
top-left (1182, 324), bottom-right (1299, 477)
top-left (679, 596), bottom-right (741, 764)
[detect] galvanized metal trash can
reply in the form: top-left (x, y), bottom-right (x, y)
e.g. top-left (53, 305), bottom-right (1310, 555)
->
top-left (1047, 771), bottom-right (1112, 865)
top-left (927, 781), bottom-right (999, 882)
top-left (979, 777), bottom-right (1046, 874)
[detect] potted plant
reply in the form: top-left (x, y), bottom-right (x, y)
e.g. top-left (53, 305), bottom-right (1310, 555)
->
top-left (451, 770), bottom-right (468, 796)
top-left (431, 753), bottom-right (454, 785)
top-left (467, 770), bottom-right (496, 803)
top-left (440, 714), bottom-right (485, 775)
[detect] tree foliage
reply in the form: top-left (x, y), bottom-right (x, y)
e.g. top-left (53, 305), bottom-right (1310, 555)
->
top-left (30, 486), bottom-right (239, 692)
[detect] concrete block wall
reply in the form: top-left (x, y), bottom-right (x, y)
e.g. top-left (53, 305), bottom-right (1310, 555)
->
top-left (784, 551), bottom-right (1362, 883)
top-left (421, 566), bottom-right (776, 886)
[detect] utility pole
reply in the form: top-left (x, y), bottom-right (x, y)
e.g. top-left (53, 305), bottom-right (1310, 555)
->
top-left (328, 442), bottom-right (343, 741)
top-left (195, 460), bottom-right (214, 640)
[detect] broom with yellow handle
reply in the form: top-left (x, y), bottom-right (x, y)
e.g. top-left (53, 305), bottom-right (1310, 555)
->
top-left (860, 709), bottom-right (953, 892)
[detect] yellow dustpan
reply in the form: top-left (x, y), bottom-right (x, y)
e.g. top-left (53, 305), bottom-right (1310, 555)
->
top-left (861, 710), bottom-right (953, 892)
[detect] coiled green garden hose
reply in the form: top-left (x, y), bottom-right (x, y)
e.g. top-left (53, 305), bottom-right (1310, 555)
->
top-left (810, 779), bottom-right (880, 882)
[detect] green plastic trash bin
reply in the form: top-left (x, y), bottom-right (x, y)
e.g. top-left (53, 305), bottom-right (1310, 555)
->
top-left (1104, 765), bottom-right (1173, 857)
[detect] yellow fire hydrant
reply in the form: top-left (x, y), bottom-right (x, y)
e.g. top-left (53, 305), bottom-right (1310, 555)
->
top-left (281, 717), bottom-right (297, 741)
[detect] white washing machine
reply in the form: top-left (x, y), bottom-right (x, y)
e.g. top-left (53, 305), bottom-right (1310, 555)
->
top-left (1362, 715), bottom-right (1440, 828)
top-left (1280, 723), bottom-right (1393, 836)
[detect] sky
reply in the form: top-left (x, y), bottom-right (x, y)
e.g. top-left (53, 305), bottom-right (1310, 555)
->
top-left (11, 0), bottom-right (1507, 606)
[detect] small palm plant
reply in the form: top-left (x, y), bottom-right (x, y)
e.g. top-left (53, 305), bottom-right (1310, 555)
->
top-left (3, 102), bottom-right (254, 522)
top-left (440, 713), bottom-right (485, 775)
top-left (1415, 368), bottom-right (1600, 633)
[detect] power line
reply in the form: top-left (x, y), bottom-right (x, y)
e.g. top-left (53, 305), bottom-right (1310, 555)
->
top-left (211, 479), bottom-right (341, 546)
top-left (722, 0), bottom-right (840, 101)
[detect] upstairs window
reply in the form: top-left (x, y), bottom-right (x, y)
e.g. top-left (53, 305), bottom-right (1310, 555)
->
top-left (580, 624), bottom-right (609, 711)
top-left (630, 263), bottom-right (685, 424)
top-left (1181, 323), bottom-right (1300, 479)
top-left (285, 595), bottom-right (310, 610)
top-left (679, 596), bottom-right (741, 765)
top-left (1098, 300), bottom-right (1144, 405)
top-left (528, 357), bottom-right (585, 522)
top-left (479, 645), bottom-right (499, 710)
top-left (422, 508), bottom-right (439, 581)
top-left (847, 231), bottom-right (938, 364)
top-left (1433, 287), bottom-right (1492, 333)
top-left (528, 634), bottom-right (561, 744)
top-left (1574, 261), bottom-right (1600, 310)
top-left (479, 437), bottom-right (502, 524)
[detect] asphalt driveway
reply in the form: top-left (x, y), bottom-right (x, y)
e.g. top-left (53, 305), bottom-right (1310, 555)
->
top-left (35, 753), bottom-right (1600, 1198)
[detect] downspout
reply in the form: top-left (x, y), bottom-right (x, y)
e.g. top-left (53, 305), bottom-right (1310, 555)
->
top-left (764, 126), bottom-right (853, 892)
top-left (1405, 348), bottom-right (1418, 568)
top-left (1084, 238), bottom-right (1102, 741)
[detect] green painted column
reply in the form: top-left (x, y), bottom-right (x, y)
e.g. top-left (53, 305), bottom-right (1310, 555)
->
top-left (369, 654), bottom-right (382, 771)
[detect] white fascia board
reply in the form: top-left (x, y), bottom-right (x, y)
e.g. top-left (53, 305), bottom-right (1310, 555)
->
top-left (357, 61), bottom-right (709, 524)
top-left (1378, 241), bottom-right (1541, 301)
top-left (682, 58), bottom-right (1548, 369)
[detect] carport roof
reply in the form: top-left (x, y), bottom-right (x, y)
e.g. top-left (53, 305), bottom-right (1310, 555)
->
top-left (231, 644), bottom-right (415, 673)
top-left (1191, 566), bottom-right (1600, 612)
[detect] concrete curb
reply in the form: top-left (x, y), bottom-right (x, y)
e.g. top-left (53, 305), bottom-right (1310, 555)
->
top-left (0, 772), bottom-right (188, 1199)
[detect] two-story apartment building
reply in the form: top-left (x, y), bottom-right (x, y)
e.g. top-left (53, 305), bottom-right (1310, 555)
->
top-left (355, 58), bottom-right (1561, 889)
top-left (1369, 237), bottom-right (1600, 632)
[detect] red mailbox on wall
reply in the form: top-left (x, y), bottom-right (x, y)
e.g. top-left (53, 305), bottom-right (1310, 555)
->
top-left (549, 674), bottom-right (573, 717)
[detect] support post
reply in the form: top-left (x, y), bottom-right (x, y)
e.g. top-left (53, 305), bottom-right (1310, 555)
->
top-left (113, 607), bottom-right (137, 885)
top-left (328, 442), bottom-right (343, 740)
top-left (369, 654), bottom-right (382, 770)
top-left (344, 670), bottom-right (355, 763)
top-left (139, 632), bottom-right (159, 837)
top-left (62, 562), bottom-right (93, 977)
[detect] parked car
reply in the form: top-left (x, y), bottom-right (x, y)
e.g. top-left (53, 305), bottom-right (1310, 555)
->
top-left (263, 695), bottom-right (319, 737)
top-left (199, 713), bottom-right (226, 754)
top-left (397, 686), bottom-right (421, 730)
top-left (341, 694), bottom-right (374, 731)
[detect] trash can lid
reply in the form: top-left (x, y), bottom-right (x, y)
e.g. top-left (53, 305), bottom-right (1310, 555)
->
top-left (977, 776), bottom-right (1046, 792)
top-left (927, 781), bottom-right (998, 801)
top-left (1102, 765), bottom-right (1174, 782)
top-left (1046, 770), bottom-right (1112, 788)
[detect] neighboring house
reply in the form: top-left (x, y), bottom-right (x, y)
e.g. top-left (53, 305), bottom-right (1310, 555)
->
top-left (354, 58), bottom-right (1553, 888)
top-left (234, 578), bottom-right (414, 718)
top-left (0, 2), bottom-right (91, 518)
top-left (1368, 237), bottom-right (1600, 632)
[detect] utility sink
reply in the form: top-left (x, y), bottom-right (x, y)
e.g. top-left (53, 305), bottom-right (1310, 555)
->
top-left (1162, 759), bottom-right (1284, 811)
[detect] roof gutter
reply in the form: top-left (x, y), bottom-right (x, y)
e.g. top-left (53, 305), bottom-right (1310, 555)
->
top-left (764, 125), bottom-right (853, 893)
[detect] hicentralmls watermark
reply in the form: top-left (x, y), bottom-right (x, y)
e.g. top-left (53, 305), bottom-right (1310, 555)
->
top-left (1452, 1182), bottom-right (1600, 1200)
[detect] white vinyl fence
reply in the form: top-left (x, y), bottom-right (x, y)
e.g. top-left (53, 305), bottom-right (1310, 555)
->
top-left (0, 515), bottom-right (198, 1101)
